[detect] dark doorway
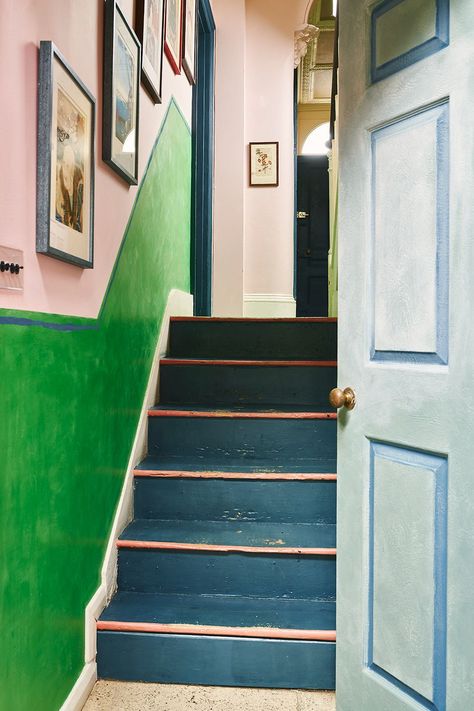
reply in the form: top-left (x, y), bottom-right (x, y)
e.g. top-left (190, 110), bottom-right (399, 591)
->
top-left (191, 0), bottom-right (215, 316)
top-left (296, 155), bottom-right (329, 316)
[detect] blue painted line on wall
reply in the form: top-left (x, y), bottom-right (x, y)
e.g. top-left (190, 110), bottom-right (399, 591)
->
top-left (369, 99), bottom-right (449, 366)
top-left (370, 0), bottom-right (450, 84)
top-left (367, 441), bottom-right (447, 711)
top-left (0, 316), bottom-right (98, 332)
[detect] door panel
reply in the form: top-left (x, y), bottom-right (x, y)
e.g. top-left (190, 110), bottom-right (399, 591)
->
top-left (337, 1), bottom-right (474, 709)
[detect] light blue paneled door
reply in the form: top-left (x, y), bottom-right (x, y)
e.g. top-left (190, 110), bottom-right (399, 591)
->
top-left (336, 1), bottom-right (474, 709)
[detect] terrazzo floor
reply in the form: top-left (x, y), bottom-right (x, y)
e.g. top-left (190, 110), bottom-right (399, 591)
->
top-left (83, 681), bottom-right (336, 711)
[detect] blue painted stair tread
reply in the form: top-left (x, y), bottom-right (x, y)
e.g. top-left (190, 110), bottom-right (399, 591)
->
top-left (136, 454), bottom-right (337, 474)
top-left (119, 519), bottom-right (336, 549)
top-left (99, 591), bottom-right (336, 630)
top-left (97, 633), bottom-right (336, 689)
top-left (150, 403), bottom-right (336, 412)
top-left (159, 362), bottom-right (337, 408)
top-left (134, 476), bottom-right (336, 523)
top-left (169, 318), bottom-right (337, 361)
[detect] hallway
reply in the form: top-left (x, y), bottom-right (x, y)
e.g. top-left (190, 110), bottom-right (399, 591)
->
top-left (83, 682), bottom-right (336, 711)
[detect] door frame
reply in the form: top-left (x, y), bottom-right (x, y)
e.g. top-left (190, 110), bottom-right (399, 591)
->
top-left (191, 0), bottom-right (216, 316)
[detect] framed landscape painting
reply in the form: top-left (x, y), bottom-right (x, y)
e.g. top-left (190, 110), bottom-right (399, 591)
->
top-left (165, 0), bottom-right (183, 74)
top-left (249, 142), bottom-right (279, 187)
top-left (136, 0), bottom-right (165, 103)
top-left (103, 0), bottom-right (141, 185)
top-left (36, 41), bottom-right (95, 268)
top-left (182, 0), bottom-right (197, 83)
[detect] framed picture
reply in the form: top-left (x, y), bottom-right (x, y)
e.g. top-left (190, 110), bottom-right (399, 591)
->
top-left (36, 41), bottom-right (95, 268)
top-left (136, 0), bottom-right (165, 103)
top-left (182, 0), bottom-right (197, 83)
top-left (103, 0), bottom-right (141, 185)
top-left (165, 0), bottom-right (183, 74)
top-left (249, 142), bottom-right (279, 187)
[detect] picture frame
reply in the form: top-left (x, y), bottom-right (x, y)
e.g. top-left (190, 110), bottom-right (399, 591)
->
top-left (165, 0), bottom-right (183, 74)
top-left (36, 41), bottom-right (95, 269)
top-left (135, 0), bottom-right (165, 103)
top-left (182, 0), bottom-right (198, 84)
top-left (103, 0), bottom-right (141, 185)
top-left (249, 142), bottom-right (279, 187)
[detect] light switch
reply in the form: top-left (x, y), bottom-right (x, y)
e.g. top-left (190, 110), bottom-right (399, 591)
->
top-left (0, 246), bottom-right (24, 292)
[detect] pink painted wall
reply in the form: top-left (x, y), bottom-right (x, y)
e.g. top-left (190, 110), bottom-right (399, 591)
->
top-left (212, 0), bottom-right (245, 316)
top-left (0, 0), bottom-right (193, 318)
top-left (211, 0), bottom-right (308, 316)
top-left (244, 0), bottom-right (307, 308)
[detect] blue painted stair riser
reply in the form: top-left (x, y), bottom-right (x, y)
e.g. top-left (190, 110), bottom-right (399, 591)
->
top-left (134, 477), bottom-right (336, 523)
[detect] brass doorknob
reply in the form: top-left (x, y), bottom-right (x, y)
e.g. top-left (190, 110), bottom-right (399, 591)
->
top-left (329, 387), bottom-right (356, 410)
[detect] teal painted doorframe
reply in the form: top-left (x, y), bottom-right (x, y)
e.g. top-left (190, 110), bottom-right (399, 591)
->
top-left (191, 0), bottom-right (216, 316)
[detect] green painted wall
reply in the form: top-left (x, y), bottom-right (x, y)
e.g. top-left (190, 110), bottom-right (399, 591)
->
top-left (0, 102), bottom-right (191, 710)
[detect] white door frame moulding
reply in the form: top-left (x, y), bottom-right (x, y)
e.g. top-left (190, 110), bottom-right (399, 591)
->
top-left (59, 289), bottom-right (194, 711)
top-left (243, 293), bottom-right (297, 318)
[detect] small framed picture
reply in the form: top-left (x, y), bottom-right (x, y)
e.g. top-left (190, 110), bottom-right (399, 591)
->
top-left (182, 0), bottom-right (197, 84)
top-left (249, 142), bottom-right (279, 187)
top-left (36, 41), bottom-right (95, 268)
top-left (136, 0), bottom-right (165, 103)
top-left (103, 0), bottom-right (141, 185)
top-left (165, 0), bottom-right (183, 74)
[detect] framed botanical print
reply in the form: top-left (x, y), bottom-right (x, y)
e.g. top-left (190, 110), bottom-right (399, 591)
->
top-left (165, 0), bottom-right (183, 74)
top-left (182, 0), bottom-right (197, 83)
top-left (103, 0), bottom-right (141, 185)
top-left (249, 142), bottom-right (279, 187)
top-left (136, 0), bottom-right (165, 103)
top-left (36, 41), bottom-right (95, 268)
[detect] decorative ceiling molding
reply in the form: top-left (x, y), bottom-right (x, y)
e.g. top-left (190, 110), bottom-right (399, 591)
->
top-left (294, 24), bottom-right (320, 68)
top-left (298, 25), bottom-right (335, 104)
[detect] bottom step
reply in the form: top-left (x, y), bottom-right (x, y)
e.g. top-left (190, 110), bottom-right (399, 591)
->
top-left (97, 631), bottom-right (335, 689)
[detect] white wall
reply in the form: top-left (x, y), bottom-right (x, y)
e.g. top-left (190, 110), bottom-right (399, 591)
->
top-left (212, 0), bottom-right (308, 317)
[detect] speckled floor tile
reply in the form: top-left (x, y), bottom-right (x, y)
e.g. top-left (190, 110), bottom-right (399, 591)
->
top-left (297, 689), bottom-right (336, 710)
top-left (83, 681), bottom-right (336, 711)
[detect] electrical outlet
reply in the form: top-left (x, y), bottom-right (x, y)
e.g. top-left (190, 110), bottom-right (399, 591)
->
top-left (0, 246), bottom-right (24, 292)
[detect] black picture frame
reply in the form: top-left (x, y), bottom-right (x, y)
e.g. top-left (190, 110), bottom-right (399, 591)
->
top-left (103, 0), bottom-right (141, 185)
top-left (36, 41), bottom-right (95, 269)
top-left (135, 0), bottom-right (165, 103)
top-left (182, 0), bottom-right (198, 84)
top-left (249, 142), bottom-right (280, 187)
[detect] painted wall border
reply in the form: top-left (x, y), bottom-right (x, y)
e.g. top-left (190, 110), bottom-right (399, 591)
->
top-left (367, 441), bottom-right (448, 711)
top-left (59, 289), bottom-right (193, 710)
top-left (370, 0), bottom-right (450, 84)
top-left (369, 99), bottom-right (450, 366)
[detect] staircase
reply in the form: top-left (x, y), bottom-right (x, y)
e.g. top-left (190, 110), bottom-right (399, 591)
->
top-left (97, 317), bottom-right (337, 689)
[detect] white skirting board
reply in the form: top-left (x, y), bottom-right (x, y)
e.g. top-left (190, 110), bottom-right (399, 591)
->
top-left (243, 293), bottom-right (296, 318)
top-left (60, 289), bottom-right (194, 711)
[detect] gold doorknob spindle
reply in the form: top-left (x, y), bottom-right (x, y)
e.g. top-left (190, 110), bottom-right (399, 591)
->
top-left (329, 387), bottom-right (356, 411)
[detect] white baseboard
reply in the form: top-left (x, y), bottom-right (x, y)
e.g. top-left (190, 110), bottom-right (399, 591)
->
top-left (60, 289), bottom-right (193, 711)
top-left (243, 293), bottom-right (296, 318)
top-left (59, 662), bottom-right (96, 711)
